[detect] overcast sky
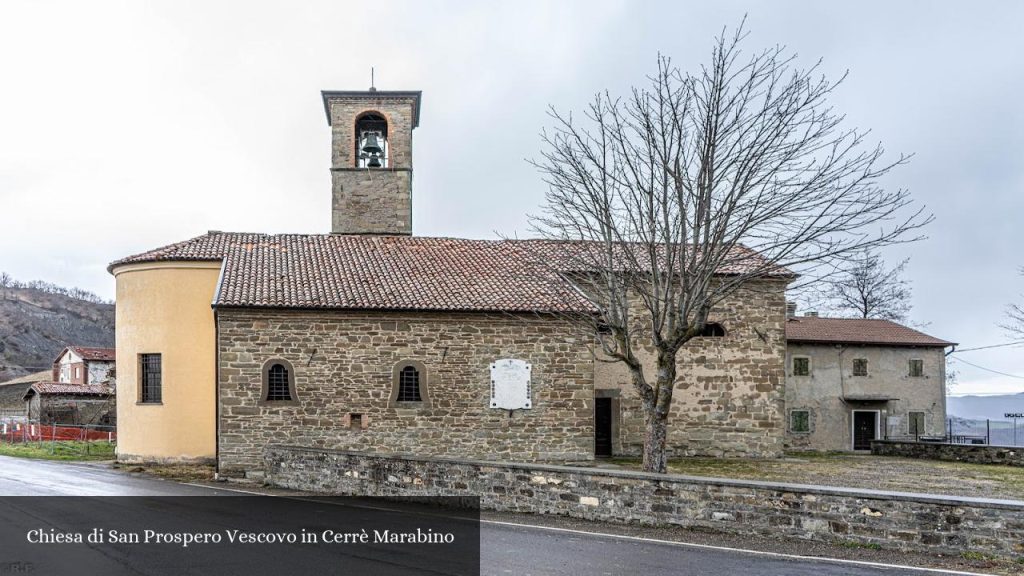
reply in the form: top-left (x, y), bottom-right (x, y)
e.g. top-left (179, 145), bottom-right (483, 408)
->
top-left (1, 1), bottom-right (1022, 395)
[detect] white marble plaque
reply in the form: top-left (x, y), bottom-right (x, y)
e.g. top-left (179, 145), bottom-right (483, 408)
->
top-left (490, 358), bottom-right (532, 410)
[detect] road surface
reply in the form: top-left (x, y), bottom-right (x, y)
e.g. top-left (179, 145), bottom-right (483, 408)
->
top-left (0, 455), bottom-right (986, 576)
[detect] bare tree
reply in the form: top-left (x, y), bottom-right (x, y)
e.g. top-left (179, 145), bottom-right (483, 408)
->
top-left (527, 23), bottom-right (931, 473)
top-left (821, 249), bottom-right (912, 321)
top-left (1004, 267), bottom-right (1024, 338)
top-left (0, 272), bottom-right (10, 300)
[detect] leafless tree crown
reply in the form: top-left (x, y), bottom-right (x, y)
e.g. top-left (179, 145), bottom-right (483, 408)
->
top-left (525, 23), bottom-right (931, 472)
top-left (820, 249), bottom-right (912, 321)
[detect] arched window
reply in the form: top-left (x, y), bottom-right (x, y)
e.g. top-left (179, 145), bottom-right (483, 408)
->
top-left (397, 365), bottom-right (421, 402)
top-left (267, 364), bottom-right (291, 401)
top-left (390, 360), bottom-right (429, 407)
top-left (355, 113), bottom-right (388, 168)
top-left (261, 359), bottom-right (297, 404)
top-left (698, 323), bottom-right (726, 338)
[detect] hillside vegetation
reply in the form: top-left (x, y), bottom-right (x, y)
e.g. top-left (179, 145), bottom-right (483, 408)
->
top-left (0, 277), bottom-right (114, 381)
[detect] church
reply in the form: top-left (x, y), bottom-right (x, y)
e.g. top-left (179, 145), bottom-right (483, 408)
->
top-left (109, 88), bottom-right (790, 478)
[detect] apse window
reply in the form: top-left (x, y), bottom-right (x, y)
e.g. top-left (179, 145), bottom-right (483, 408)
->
top-left (139, 353), bottom-right (162, 404)
top-left (852, 358), bottom-right (869, 377)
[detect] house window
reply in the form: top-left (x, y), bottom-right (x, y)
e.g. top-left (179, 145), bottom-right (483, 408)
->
top-left (697, 323), bottom-right (726, 338)
top-left (390, 360), bottom-right (429, 406)
top-left (790, 410), bottom-right (810, 433)
top-left (909, 359), bottom-right (924, 377)
top-left (74, 366), bottom-right (81, 380)
top-left (909, 411), bottom-right (926, 436)
top-left (139, 354), bottom-right (162, 404)
top-left (852, 358), bottom-right (869, 377)
top-left (261, 359), bottom-right (297, 404)
top-left (792, 357), bottom-right (810, 376)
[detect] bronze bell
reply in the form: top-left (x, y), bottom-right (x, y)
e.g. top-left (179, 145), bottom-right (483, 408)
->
top-left (367, 154), bottom-right (383, 168)
top-left (361, 132), bottom-right (383, 155)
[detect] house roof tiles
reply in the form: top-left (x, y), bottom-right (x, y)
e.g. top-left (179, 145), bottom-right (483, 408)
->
top-left (785, 316), bottom-right (955, 347)
top-left (66, 347), bottom-right (116, 362)
top-left (27, 382), bottom-right (112, 397)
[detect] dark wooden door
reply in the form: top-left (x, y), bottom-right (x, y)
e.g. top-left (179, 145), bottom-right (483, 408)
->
top-left (595, 398), bottom-right (612, 457)
top-left (853, 411), bottom-right (877, 450)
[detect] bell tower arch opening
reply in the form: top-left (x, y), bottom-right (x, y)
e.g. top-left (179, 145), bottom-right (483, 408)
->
top-left (322, 89), bottom-right (421, 235)
top-left (354, 112), bottom-right (389, 168)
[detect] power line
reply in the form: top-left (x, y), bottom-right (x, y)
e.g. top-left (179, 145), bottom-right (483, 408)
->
top-left (949, 355), bottom-right (1024, 380)
top-left (954, 340), bottom-right (1024, 353)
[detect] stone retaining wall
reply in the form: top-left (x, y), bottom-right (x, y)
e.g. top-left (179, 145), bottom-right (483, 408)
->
top-left (266, 445), bottom-right (1024, 559)
top-left (872, 439), bottom-right (1024, 467)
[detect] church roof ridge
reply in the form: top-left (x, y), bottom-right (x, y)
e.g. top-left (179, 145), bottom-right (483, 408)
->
top-left (109, 231), bottom-right (791, 313)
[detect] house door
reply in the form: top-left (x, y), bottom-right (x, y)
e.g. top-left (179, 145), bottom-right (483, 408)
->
top-left (595, 398), bottom-right (612, 457)
top-left (852, 411), bottom-right (878, 450)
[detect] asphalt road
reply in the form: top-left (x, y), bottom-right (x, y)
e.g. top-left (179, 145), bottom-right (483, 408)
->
top-left (0, 455), bottom-right (984, 576)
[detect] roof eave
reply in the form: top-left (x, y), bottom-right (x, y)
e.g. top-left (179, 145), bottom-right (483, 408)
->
top-left (321, 90), bottom-right (423, 128)
top-left (786, 338), bottom-right (956, 348)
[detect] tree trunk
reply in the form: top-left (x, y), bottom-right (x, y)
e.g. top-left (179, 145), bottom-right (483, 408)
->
top-left (642, 403), bottom-right (669, 473)
top-left (641, 350), bottom-right (677, 473)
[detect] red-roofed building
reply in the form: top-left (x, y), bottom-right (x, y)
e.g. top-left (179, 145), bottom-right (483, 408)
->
top-left (23, 381), bottom-right (114, 425)
top-left (109, 87), bottom-right (794, 476)
top-left (52, 346), bottom-right (116, 386)
top-left (784, 311), bottom-right (955, 452)
top-left (7, 347), bottom-right (121, 426)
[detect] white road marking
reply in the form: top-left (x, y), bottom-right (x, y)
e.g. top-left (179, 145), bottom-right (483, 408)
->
top-left (183, 482), bottom-right (996, 576)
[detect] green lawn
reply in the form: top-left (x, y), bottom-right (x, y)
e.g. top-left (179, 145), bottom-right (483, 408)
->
top-left (607, 453), bottom-right (1024, 500)
top-left (0, 441), bottom-right (115, 461)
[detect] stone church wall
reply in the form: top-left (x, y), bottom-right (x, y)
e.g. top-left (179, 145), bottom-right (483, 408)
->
top-left (217, 309), bottom-right (595, 478)
top-left (595, 279), bottom-right (789, 458)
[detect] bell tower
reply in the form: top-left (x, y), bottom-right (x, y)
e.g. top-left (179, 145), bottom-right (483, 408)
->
top-left (322, 89), bottom-right (421, 235)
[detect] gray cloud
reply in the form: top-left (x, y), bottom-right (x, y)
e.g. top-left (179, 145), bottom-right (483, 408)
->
top-left (1, 0), bottom-right (1022, 393)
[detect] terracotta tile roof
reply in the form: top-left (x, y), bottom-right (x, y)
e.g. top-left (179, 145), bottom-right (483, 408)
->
top-left (26, 382), bottom-right (112, 397)
top-left (66, 347), bottom-right (116, 362)
top-left (110, 232), bottom-right (791, 313)
top-left (785, 317), bottom-right (955, 347)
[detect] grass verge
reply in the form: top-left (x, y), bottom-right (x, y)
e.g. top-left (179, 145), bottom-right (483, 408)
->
top-left (0, 440), bottom-right (115, 461)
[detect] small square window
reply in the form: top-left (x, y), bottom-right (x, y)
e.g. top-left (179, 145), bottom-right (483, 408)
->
top-left (909, 411), bottom-right (926, 436)
top-left (909, 359), bottom-right (924, 377)
top-left (792, 357), bottom-right (810, 376)
top-left (852, 358), bottom-right (868, 377)
top-left (790, 410), bottom-right (810, 433)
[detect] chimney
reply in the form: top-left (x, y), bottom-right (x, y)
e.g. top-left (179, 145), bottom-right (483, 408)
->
top-left (786, 302), bottom-right (797, 318)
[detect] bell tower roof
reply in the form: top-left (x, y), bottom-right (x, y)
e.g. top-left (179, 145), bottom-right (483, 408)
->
top-left (320, 90), bottom-right (422, 127)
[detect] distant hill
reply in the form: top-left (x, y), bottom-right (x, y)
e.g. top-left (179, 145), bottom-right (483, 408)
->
top-left (0, 278), bottom-right (114, 382)
top-left (947, 393), bottom-right (1024, 421)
